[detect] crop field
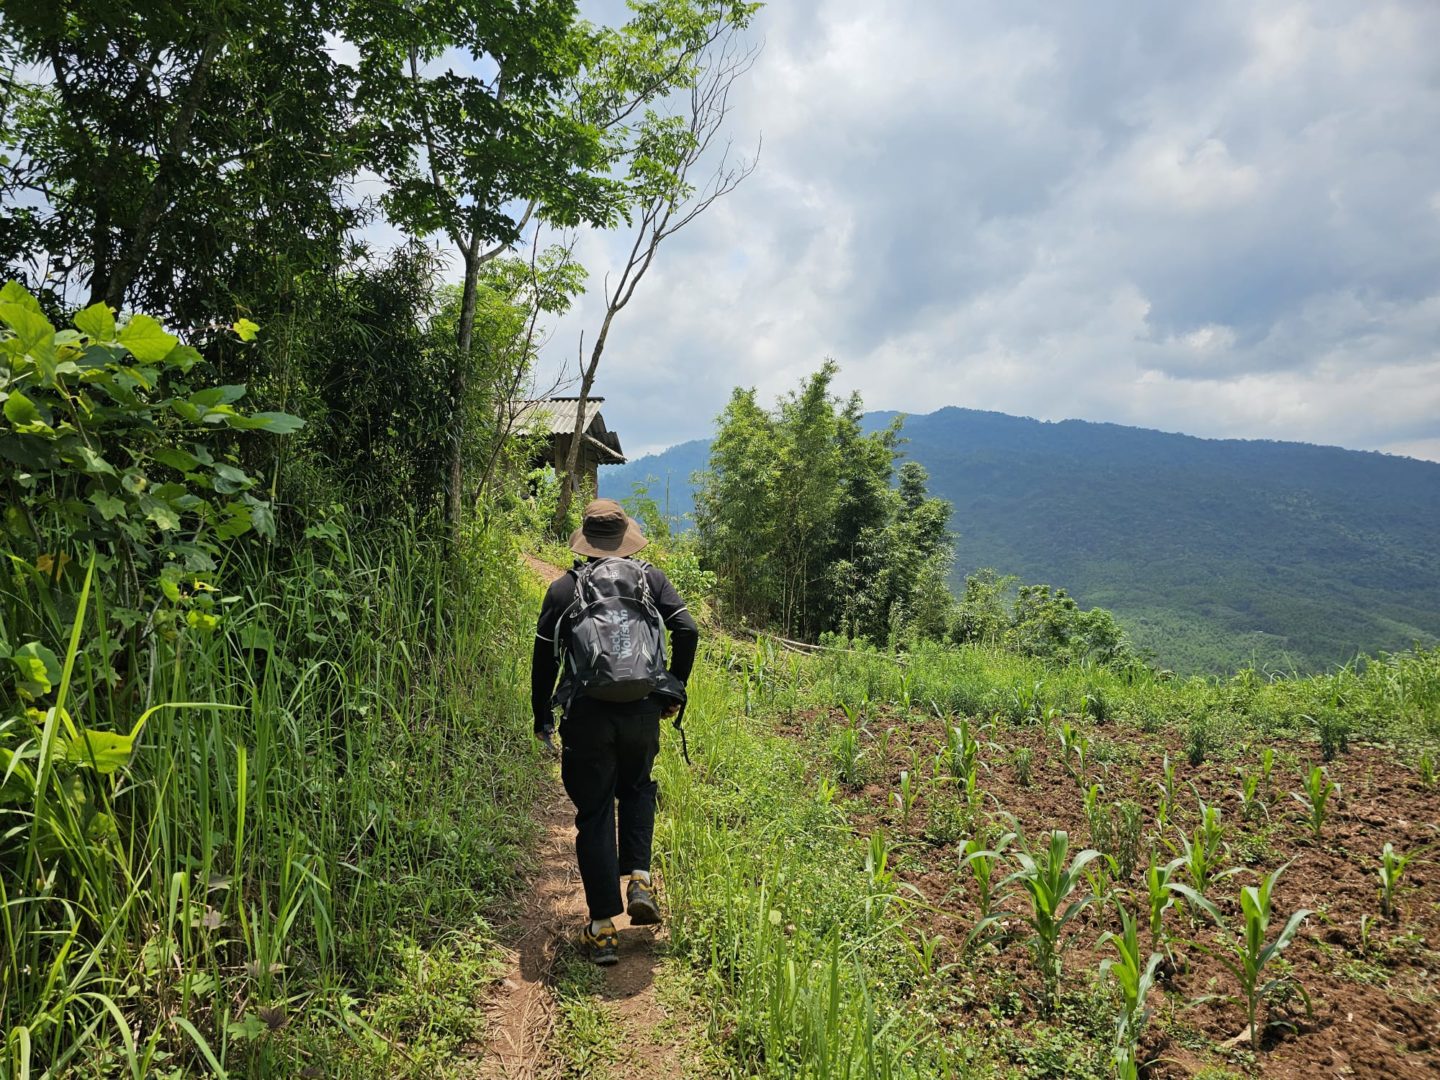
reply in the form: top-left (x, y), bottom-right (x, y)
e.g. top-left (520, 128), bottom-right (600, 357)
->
top-left (814, 707), bottom-right (1439, 1076)
top-left (647, 639), bottom-right (1440, 1078)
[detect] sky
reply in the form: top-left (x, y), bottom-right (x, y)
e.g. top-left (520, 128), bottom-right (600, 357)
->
top-left (538, 0), bottom-right (1440, 461)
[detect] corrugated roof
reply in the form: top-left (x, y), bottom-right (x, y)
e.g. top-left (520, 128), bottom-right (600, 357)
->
top-left (511, 397), bottom-right (626, 462)
top-left (512, 397), bottom-right (606, 436)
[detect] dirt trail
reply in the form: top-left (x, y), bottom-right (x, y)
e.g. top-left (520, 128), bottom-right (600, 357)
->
top-left (469, 555), bottom-right (701, 1079)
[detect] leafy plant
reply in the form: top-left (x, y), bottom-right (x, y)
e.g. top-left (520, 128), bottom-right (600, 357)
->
top-left (1010, 745), bottom-right (1034, 786)
top-left (1142, 852), bottom-right (1187, 945)
top-left (1098, 906), bottom-right (1164, 1080)
top-left (1167, 799), bottom-right (1238, 900)
top-left (984, 831), bottom-right (1101, 1010)
top-left (1313, 711), bottom-right (1350, 762)
top-left (1418, 749), bottom-right (1435, 787)
top-left (1238, 769), bottom-right (1269, 823)
top-left (1109, 800), bottom-right (1145, 882)
top-left (1377, 842), bottom-right (1420, 921)
top-left (1152, 753), bottom-right (1179, 834)
top-left (1291, 765), bottom-right (1339, 839)
top-left (1055, 720), bottom-right (1089, 784)
top-left (1173, 863), bottom-right (1312, 1052)
top-left (946, 718), bottom-right (982, 779)
top-left (1259, 746), bottom-right (1276, 792)
top-left (960, 832), bottom-right (1015, 924)
top-left (831, 726), bottom-right (866, 788)
top-left (892, 769), bottom-right (917, 824)
top-left (1186, 715), bottom-right (1211, 766)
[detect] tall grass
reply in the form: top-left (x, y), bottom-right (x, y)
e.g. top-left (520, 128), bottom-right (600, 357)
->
top-left (2, 520), bottom-right (542, 1076)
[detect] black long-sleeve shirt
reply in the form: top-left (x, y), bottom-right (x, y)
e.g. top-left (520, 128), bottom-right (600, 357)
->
top-left (530, 560), bottom-right (699, 733)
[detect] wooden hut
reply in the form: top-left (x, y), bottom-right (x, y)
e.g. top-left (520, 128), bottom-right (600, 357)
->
top-left (511, 397), bottom-right (627, 494)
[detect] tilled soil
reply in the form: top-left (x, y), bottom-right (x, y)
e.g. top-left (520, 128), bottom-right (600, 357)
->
top-left (813, 706), bottom-right (1440, 1078)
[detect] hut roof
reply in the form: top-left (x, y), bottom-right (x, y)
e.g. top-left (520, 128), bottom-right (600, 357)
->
top-left (512, 397), bottom-right (626, 463)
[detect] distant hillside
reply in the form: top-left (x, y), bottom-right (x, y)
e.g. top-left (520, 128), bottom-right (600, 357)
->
top-left (602, 408), bottom-right (1440, 674)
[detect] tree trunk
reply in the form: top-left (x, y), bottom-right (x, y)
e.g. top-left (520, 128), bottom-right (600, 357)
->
top-left (446, 233), bottom-right (483, 528)
top-left (551, 306), bottom-right (615, 532)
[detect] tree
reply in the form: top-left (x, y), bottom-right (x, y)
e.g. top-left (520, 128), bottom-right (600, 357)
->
top-left (551, 1), bottom-right (760, 531)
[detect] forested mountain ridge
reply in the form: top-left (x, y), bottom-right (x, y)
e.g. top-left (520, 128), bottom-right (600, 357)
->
top-left (602, 407), bottom-right (1440, 673)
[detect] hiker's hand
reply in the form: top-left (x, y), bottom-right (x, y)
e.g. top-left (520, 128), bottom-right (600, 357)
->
top-left (536, 726), bottom-right (556, 751)
top-left (660, 703), bottom-right (680, 719)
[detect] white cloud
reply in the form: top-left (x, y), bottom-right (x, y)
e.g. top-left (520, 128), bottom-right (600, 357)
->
top-left (543, 0), bottom-right (1440, 462)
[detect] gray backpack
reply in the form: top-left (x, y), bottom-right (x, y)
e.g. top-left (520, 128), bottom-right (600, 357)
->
top-left (553, 558), bottom-right (667, 706)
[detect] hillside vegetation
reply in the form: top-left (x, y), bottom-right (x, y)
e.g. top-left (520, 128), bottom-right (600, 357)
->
top-left (603, 407), bottom-right (1440, 673)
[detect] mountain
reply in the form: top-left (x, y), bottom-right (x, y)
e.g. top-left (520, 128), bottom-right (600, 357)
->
top-left (601, 408), bottom-right (1440, 674)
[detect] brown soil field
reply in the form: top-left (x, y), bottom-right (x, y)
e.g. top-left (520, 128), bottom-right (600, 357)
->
top-left (808, 707), bottom-right (1440, 1078)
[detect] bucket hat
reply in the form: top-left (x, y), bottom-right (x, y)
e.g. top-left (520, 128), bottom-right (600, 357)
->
top-left (569, 498), bottom-right (648, 558)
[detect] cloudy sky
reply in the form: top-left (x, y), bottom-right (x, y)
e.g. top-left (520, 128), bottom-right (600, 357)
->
top-left (538, 0), bottom-right (1440, 461)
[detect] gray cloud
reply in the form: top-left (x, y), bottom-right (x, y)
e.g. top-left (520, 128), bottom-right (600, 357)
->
top-left (543, 0), bottom-right (1440, 461)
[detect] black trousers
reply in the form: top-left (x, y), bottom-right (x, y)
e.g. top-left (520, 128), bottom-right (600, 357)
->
top-left (559, 699), bottom-right (661, 921)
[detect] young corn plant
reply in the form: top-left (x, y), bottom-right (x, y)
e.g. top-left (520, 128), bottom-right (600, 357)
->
top-left (982, 831), bottom-right (1101, 1011)
top-left (831, 726), bottom-right (866, 788)
top-left (1167, 799), bottom-right (1238, 902)
top-left (1098, 906), bottom-right (1164, 1080)
top-left (1084, 783), bottom-right (1112, 856)
top-left (946, 719), bottom-right (981, 779)
top-left (1259, 746), bottom-right (1276, 794)
top-left (1152, 754), bottom-right (1179, 834)
top-left (1172, 863), bottom-right (1312, 1052)
top-left (1143, 852), bottom-right (1187, 947)
top-left (1417, 749), bottom-right (1434, 788)
top-left (1056, 721), bottom-right (1090, 785)
top-left (892, 770), bottom-right (917, 824)
top-left (960, 832), bottom-right (1015, 925)
top-left (1291, 765), bottom-right (1339, 839)
top-left (1238, 769), bottom-right (1269, 824)
top-left (1377, 842), bottom-right (1420, 921)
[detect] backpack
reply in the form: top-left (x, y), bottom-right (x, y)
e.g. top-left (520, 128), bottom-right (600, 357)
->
top-left (553, 558), bottom-right (668, 707)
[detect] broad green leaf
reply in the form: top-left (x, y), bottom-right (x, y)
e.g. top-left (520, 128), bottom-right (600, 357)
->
top-left (165, 344), bottom-right (203, 372)
top-left (159, 566), bottom-right (184, 602)
top-left (0, 280), bottom-right (41, 311)
top-left (89, 491), bottom-right (127, 521)
top-left (60, 728), bottom-right (138, 773)
top-left (74, 302), bottom-right (117, 342)
top-left (0, 302), bottom-right (56, 350)
top-left (232, 318), bottom-right (260, 341)
top-left (212, 462), bottom-right (251, 494)
top-left (70, 445), bottom-right (117, 475)
top-left (153, 446), bottom-right (201, 473)
top-left (144, 500), bottom-right (182, 531)
top-left (186, 610), bottom-right (220, 633)
top-left (12, 641), bottom-right (61, 699)
top-left (224, 411), bottom-right (304, 434)
top-left (4, 389), bottom-right (41, 425)
top-left (117, 314), bottom-right (178, 362)
top-left (248, 500), bottom-right (276, 540)
top-left (189, 385), bottom-right (247, 408)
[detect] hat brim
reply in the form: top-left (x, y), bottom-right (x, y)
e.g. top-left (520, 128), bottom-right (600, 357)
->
top-left (568, 517), bottom-right (649, 558)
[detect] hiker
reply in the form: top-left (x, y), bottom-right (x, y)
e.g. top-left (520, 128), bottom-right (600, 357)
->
top-left (531, 498), bottom-right (699, 965)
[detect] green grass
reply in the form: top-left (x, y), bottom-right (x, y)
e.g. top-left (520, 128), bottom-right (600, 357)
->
top-left (1, 521), bottom-right (546, 1076)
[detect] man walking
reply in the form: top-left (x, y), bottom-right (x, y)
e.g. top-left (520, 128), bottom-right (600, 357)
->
top-left (531, 499), bottom-right (699, 965)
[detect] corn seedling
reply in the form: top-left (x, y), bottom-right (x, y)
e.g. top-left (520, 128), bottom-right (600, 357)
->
top-left (1143, 852), bottom-right (1187, 945)
top-left (1260, 746), bottom-right (1276, 793)
top-left (1291, 765), bottom-right (1338, 839)
top-left (1110, 801), bottom-right (1145, 882)
top-left (946, 719), bottom-right (981, 779)
top-left (1010, 745), bottom-right (1034, 786)
top-left (905, 927), bottom-right (955, 979)
top-left (1377, 842), bottom-right (1420, 921)
top-left (985, 830), bottom-right (1101, 1011)
top-left (1167, 799), bottom-right (1238, 901)
top-left (1152, 753), bottom-right (1178, 834)
top-left (892, 770), bottom-right (917, 824)
top-left (1238, 769), bottom-right (1269, 823)
top-left (1172, 863), bottom-right (1312, 1052)
top-left (1056, 721), bottom-right (1089, 785)
top-left (1084, 782), bottom-right (1110, 854)
top-left (1098, 906), bottom-right (1164, 1080)
top-left (831, 726), bottom-right (866, 787)
top-left (959, 832), bottom-right (1015, 924)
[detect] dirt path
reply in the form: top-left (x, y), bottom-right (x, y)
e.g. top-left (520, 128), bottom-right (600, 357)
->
top-left (469, 555), bottom-right (705, 1079)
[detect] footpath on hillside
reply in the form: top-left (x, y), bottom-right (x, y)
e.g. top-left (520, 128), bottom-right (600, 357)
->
top-left (467, 554), bottom-right (708, 1079)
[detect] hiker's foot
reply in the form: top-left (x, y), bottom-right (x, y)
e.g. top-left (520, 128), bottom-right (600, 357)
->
top-left (579, 921), bottom-right (619, 965)
top-left (626, 875), bottom-right (662, 926)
